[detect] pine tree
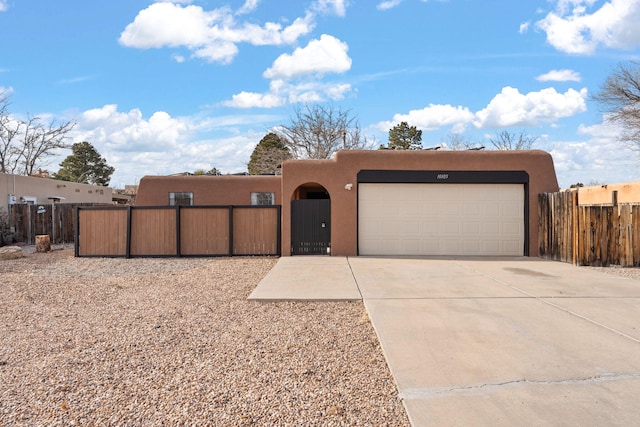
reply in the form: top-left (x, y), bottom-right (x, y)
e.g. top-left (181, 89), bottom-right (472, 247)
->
top-left (53, 141), bottom-right (115, 186)
top-left (383, 122), bottom-right (422, 150)
top-left (248, 133), bottom-right (292, 175)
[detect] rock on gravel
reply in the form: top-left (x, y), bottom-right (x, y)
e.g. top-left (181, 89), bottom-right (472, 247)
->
top-left (0, 246), bottom-right (24, 261)
top-left (0, 249), bottom-right (409, 426)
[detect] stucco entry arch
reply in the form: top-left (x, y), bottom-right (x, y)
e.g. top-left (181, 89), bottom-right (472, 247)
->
top-left (290, 182), bottom-right (331, 255)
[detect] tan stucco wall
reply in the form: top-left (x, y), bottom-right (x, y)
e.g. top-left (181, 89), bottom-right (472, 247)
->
top-left (136, 175), bottom-right (283, 206)
top-left (578, 181), bottom-right (640, 206)
top-left (1, 173), bottom-right (113, 212)
top-left (134, 150), bottom-right (559, 258)
top-left (281, 149), bottom-right (559, 257)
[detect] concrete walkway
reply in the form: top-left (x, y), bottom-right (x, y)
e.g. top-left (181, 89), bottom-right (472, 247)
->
top-left (249, 256), bottom-right (640, 426)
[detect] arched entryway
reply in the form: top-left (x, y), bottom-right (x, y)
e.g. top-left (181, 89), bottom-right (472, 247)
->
top-left (291, 183), bottom-right (331, 255)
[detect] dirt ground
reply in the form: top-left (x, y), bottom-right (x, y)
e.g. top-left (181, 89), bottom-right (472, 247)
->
top-left (0, 249), bottom-right (409, 426)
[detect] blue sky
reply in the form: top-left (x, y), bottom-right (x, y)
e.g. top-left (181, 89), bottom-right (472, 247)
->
top-left (1, 0), bottom-right (639, 189)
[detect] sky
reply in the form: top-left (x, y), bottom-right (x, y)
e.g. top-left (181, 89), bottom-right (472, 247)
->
top-left (1, 0), bottom-right (639, 189)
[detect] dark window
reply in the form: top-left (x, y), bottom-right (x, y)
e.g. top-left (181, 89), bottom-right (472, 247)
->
top-left (251, 192), bottom-right (275, 205)
top-left (169, 192), bottom-right (193, 206)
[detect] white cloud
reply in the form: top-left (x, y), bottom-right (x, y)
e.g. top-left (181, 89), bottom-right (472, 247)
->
top-left (0, 0), bottom-right (7, 12)
top-left (192, 42), bottom-right (239, 65)
top-left (379, 104), bottom-right (475, 132)
top-left (77, 104), bottom-right (189, 152)
top-left (545, 120), bottom-right (639, 187)
top-left (0, 86), bottom-right (14, 97)
top-left (377, 0), bottom-right (403, 10)
top-left (313, 0), bottom-right (347, 16)
top-left (223, 79), bottom-right (352, 108)
top-left (378, 86), bottom-right (589, 135)
top-left (376, 0), bottom-right (448, 10)
top-left (222, 34), bottom-right (352, 108)
top-left (57, 75), bottom-right (95, 85)
top-left (119, 3), bottom-right (220, 49)
top-left (537, 0), bottom-right (640, 54)
top-left (473, 86), bottom-right (588, 128)
top-left (237, 0), bottom-right (260, 15)
top-left (223, 88), bottom-right (285, 108)
top-left (264, 34), bottom-right (352, 79)
top-left (519, 21), bottom-right (530, 34)
top-left (69, 104), bottom-right (278, 186)
top-left (536, 69), bottom-right (581, 82)
top-left (225, 34), bottom-right (353, 108)
top-left (119, 2), bottom-right (315, 63)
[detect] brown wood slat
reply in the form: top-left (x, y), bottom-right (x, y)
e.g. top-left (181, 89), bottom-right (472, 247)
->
top-left (130, 208), bottom-right (177, 256)
top-left (233, 207), bottom-right (279, 255)
top-left (78, 209), bottom-right (127, 256)
top-left (180, 207), bottom-right (229, 255)
top-left (631, 205), bottom-right (640, 267)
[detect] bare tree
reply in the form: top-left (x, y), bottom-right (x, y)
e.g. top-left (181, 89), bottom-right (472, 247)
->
top-left (593, 61), bottom-right (640, 149)
top-left (0, 94), bottom-right (75, 175)
top-left (277, 104), bottom-right (367, 159)
top-left (0, 95), bottom-right (18, 173)
top-left (441, 133), bottom-right (479, 150)
top-left (489, 131), bottom-right (538, 150)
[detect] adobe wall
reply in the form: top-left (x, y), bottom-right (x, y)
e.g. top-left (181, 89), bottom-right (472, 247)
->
top-left (578, 181), bottom-right (640, 206)
top-left (136, 175), bottom-right (282, 206)
top-left (281, 149), bottom-right (559, 257)
top-left (1, 173), bottom-right (113, 212)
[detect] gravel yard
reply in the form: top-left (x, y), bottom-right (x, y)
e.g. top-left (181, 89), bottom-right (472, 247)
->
top-left (0, 249), bottom-right (409, 426)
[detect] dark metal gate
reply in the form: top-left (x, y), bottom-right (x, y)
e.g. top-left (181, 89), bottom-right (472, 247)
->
top-left (291, 199), bottom-right (331, 255)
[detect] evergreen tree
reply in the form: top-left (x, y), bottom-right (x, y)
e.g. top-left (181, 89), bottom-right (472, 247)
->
top-left (53, 141), bottom-right (114, 186)
top-left (382, 122), bottom-right (422, 150)
top-left (248, 133), bottom-right (292, 175)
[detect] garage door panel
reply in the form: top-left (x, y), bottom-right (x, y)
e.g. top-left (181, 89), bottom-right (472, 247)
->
top-left (420, 239), bottom-right (439, 252)
top-left (402, 221), bottom-right (421, 234)
top-left (359, 183), bottom-right (524, 256)
top-left (502, 203), bottom-right (522, 216)
top-left (463, 240), bottom-right (481, 253)
top-left (483, 204), bottom-right (501, 216)
top-left (502, 240), bottom-right (522, 254)
top-left (441, 239), bottom-right (461, 253)
top-left (462, 203), bottom-right (481, 216)
top-left (462, 222), bottom-right (482, 235)
top-left (502, 222), bottom-right (521, 235)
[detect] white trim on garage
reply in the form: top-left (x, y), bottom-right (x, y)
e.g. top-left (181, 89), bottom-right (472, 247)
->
top-left (358, 183), bottom-right (525, 256)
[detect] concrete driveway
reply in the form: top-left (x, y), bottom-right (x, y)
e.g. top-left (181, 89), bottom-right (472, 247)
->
top-left (249, 256), bottom-right (640, 426)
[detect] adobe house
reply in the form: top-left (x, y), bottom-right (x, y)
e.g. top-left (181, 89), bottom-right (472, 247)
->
top-left (1, 172), bottom-right (113, 212)
top-left (136, 149), bottom-right (559, 257)
top-left (576, 181), bottom-right (640, 206)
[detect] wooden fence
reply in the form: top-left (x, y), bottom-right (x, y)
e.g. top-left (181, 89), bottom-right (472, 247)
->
top-left (75, 205), bottom-right (281, 257)
top-left (539, 191), bottom-right (640, 266)
top-left (7, 203), bottom-right (100, 245)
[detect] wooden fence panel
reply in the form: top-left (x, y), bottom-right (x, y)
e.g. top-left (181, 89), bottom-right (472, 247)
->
top-left (130, 208), bottom-right (177, 256)
top-left (631, 205), bottom-right (640, 267)
top-left (541, 191), bottom-right (640, 267)
top-left (78, 208), bottom-right (128, 256)
top-left (180, 207), bottom-right (230, 255)
top-left (619, 204), bottom-right (633, 267)
top-left (538, 191), bottom-right (576, 263)
top-left (76, 205), bottom-right (280, 257)
top-left (232, 207), bottom-right (280, 255)
top-left (8, 203), bottom-right (89, 244)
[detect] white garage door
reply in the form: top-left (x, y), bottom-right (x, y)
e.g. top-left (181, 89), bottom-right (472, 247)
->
top-left (358, 183), bottom-right (524, 256)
